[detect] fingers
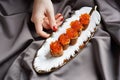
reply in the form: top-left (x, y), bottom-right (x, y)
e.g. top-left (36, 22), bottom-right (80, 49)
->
top-left (56, 14), bottom-right (64, 23)
top-left (31, 13), bottom-right (50, 38)
top-left (56, 21), bottom-right (63, 27)
top-left (34, 20), bottom-right (50, 38)
top-left (55, 13), bottom-right (62, 19)
top-left (32, 12), bottom-right (64, 38)
top-left (42, 17), bottom-right (51, 29)
top-left (43, 13), bottom-right (64, 30)
top-left (46, 4), bottom-right (57, 30)
top-left (55, 13), bottom-right (64, 27)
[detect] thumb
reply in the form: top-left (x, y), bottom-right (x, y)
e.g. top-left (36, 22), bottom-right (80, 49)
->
top-left (46, 7), bottom-right (57, 31)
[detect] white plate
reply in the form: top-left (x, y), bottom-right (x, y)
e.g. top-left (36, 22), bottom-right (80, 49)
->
top-left (33, 7), bottom-right (101, 73)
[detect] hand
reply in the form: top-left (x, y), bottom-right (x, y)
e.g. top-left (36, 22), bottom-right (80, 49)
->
top-left (43, 13), bottom-right (64, 31)
top-left (31, 0), bottom-right (64, 38)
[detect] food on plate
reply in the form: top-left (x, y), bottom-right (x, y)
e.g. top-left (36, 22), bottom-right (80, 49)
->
top-left (50, 41), bottom-right (63, 57)
top-left (70, 20), bottom-right (83, 32)
top-left (50, 13), bottom-right (90, 55)
top-left (66, 28), bottom-right (79, 45)
top-left (58, 33), bottom-right (70, 50)
top-left (79, 13), bottom-right (90, 30)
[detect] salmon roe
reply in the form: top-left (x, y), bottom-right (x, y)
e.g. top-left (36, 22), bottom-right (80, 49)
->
top-left (70, 20), bottom-right (83, 31)
top-left (58, 33), bottom-right (70, 46)
top-left (50, 41), bottom-right (63, 54)
top-left (79, 13), bottom-right (90, 26)
top-left (66, 28), bottom-right (79, 39)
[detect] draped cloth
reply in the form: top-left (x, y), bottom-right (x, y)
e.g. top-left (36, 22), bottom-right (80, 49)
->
top-left (0, 0), bottom-right (119, 80)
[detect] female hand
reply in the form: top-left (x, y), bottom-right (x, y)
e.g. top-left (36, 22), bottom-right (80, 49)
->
top-left (31, 0), bottom-right (64, 38)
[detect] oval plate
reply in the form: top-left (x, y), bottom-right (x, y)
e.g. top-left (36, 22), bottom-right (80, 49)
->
top-left (33, 7), bottom-right (101, 73)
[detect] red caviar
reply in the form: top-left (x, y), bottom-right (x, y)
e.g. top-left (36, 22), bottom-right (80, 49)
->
top-left (70, 20), bottom-right (83, 31)
top-left (79, 13), bottom-right (90, 28)
top-left (58, 33), bottom-right (70, 46)
top-left (50, 41), bottom-right (63, 57)
top-left (66, 28), bottom-right (79, 39)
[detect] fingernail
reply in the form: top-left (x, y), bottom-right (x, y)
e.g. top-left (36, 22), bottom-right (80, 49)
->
top-left (53, 26), bottom-right (58, 32)
top-left (60, 17), bottom-right (64, 21)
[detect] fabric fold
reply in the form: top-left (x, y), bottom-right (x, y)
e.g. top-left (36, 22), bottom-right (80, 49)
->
top-left (0, 0), bottom-right (119, 80)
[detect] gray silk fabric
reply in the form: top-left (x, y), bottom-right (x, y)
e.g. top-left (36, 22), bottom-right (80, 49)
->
top-left (0, 0), bottom-right (120, 80)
